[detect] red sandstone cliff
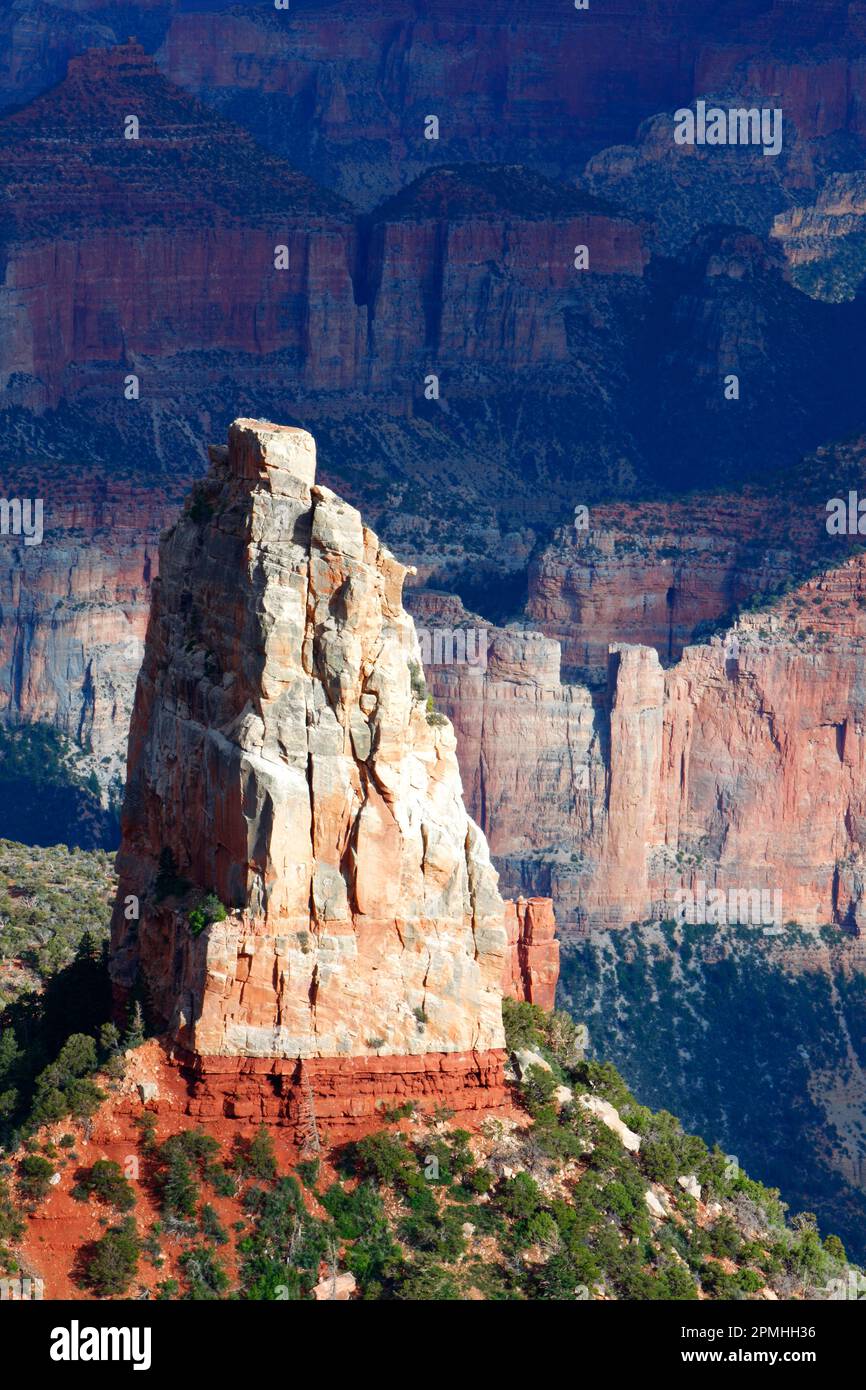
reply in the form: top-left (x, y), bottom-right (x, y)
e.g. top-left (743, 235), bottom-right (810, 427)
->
top-left (0, 42), bottom-right (361, 412)
top-left (4, 4), bottom-right (865, 207)
top-left (146, 2), bottom-right (866, 203)
top-left (413, 530), bottom-right (866, 939)
top-left (527, 490), bottom-right (827, 683)
top-left (503, 898), bottom-right (559, 1013)
top-left (0, 43), bottom-right (647, 422)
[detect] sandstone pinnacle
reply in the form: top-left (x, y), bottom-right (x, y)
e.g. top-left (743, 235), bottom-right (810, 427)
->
top-left (109, 420), bottom-right (556, 1132)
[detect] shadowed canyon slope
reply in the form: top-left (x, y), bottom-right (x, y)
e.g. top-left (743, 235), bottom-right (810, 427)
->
top-left (560, 922), bottom-right (866, 1262)
top-left (6, 37), bottom-right (866, 531)
top-left (5, 1), bottom-right (866, 205)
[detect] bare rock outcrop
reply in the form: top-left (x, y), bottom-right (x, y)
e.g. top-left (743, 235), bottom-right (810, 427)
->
top-left (109, 419), bottom-right (558, 1130)
top-left (502, 897), bottom-right (560, 1013)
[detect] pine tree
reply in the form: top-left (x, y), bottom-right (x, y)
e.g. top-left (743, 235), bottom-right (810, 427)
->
top-left (124, 1001), bottom-right (145, 1050)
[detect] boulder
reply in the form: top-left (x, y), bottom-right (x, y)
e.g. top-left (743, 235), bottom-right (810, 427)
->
top-left (644, 1189), bottom-right (667, 1219)
top-left (677, 1174), bottom-right (702, 1201)
top-left (312, 1272), bottom-right (357, 1301)
top-left (512, 1049), bottom-right (553, 1080)
top-left (578, 1095), bottom-right (641, 1153)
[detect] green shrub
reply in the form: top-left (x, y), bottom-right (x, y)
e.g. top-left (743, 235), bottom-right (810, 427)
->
top-left (351, 1131), bottom-right (417, 1188)
top-left (408, 661), bottom-right (428, 703)
top-left (84, 1218), bottom-right (140, 1296)
top-left (200, 1203), bottom-right (229, 1245)
top-left (179, 1244), bottom-right (229, 1300)
top-left (0, 1179), bottom-right (24, 1245)
top-left (188, 893), bottom-right (228, 937)
top-left (296, 1159), bottom-right (320, 1188)
top-left (502, 999), bottom-right (546, 1053)
top-left (496, 1171), bottom-right (544, 1222)
top-left (239, 1178), bottom-right (327, 1300)
top-left (232, 1125), bottom-right (277, 1182)
top-left (204, 1162), bottom-right (236, 1198)
top-left (394, 1257), bottom-right (460, 1301)
top-left (73, 1159), bottom-right (136, 1212)
top-left (737, 1267), bottom-right (765, 1293)
top-left (709, 1214), bottom-right (742, 1260)
top-left (159, 1149), bottom-right (199, 1220)
top-left (18, 1154), bottom-right (54, 1203)
top-left (321, 1181), bottom-right (385, 1240)
top-left (521, 1063), bottom-right (558, 1111)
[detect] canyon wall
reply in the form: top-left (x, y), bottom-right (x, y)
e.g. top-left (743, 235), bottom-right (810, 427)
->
top-left (503, 897), bottom-right (559, 1014)
top-left (11, 455), bottom-right (866, 950)
top-left (4, 38), bottom-right (865, 548)
top-left (109, 419), bottom-right (557, 1128)
top-left (0, 42), bottom-right (362, 413)
top-left (417, 552), bottom-right (866, 939)
top-left (0, 469), bottom-right (187, 790)
top-left (4, 2), bottom-right (865, 204)
top-left (0, 42), bottom-right (646, 421)
top-left (527, 492), bottom-right (826, 683)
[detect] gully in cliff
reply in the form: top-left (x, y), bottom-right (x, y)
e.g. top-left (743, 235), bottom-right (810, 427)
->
top-left (109, 419), bottom-right (557, 1138)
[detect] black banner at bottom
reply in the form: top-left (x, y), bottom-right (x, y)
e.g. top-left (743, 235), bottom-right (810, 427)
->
top-left (3, 1295), bottom-right (858, 1378)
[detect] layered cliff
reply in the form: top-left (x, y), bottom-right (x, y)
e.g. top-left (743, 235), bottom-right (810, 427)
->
top-left (5, 38), bottom-right (866, 531)
top-left (414, 546), bottom-right (866, 938)
top-left (0, 42), bottom-right (646, 413)
top-left (5, 1), bottom-right (863, 205)
top-left (13, 445), bottom-right (866, 950)
top-left (527, 490), bottom-right (826, 683)
top-left (109, 419), bottom-right (557, 1127)
top-left (0, 467), bottom-right (189, 794)
top-left (362, 165), bottom-right (645, 393)
top-left (0, 41), bottom-right (361, 412)
top-left (773, 173), bottom-right (866, 301)
top-left (0, 40), bottom-right (660, 543)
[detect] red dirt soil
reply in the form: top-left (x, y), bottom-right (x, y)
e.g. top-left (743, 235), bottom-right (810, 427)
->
top-left (13, 1039), bottom-right (524, 1300)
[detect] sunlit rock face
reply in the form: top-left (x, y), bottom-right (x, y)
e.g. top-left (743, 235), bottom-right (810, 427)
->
top-left (416, 555), bottom-right (866, 940)
top-left (109, 418), bottom-right (516, 1069)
